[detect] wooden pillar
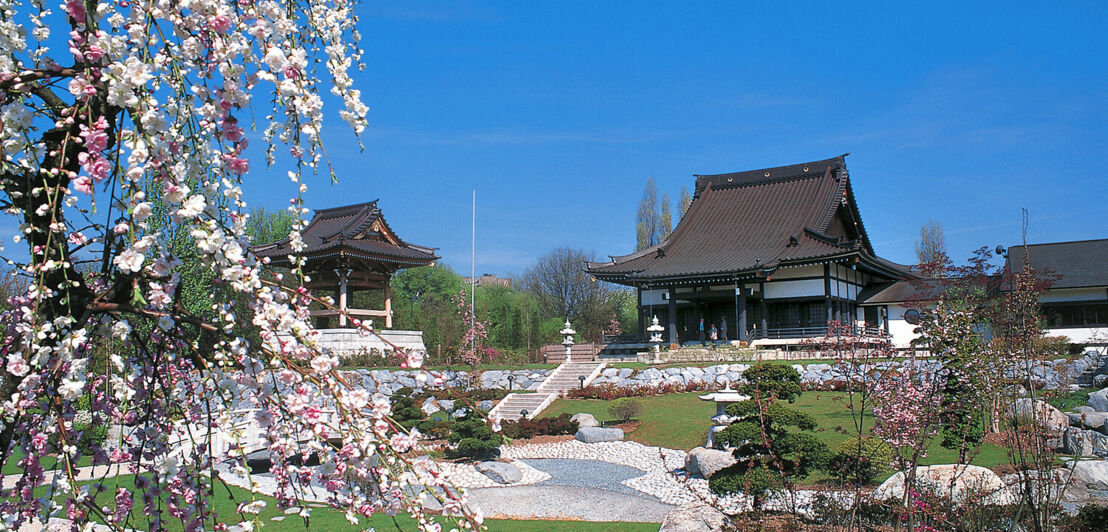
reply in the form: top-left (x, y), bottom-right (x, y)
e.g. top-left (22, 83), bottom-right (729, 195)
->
top-left (758, 281), bottom-right (767, 336)
top-left (738, 290), bottom-right (748, 342)
top-left (337, 269), bottom-right (349, 327)
top-left (667, 287), bottom-right (677, 344)
top-left (637, 286), bottom-right (646, 341)
top-left (384, 276), bottom-right (393, 328)
top-left (824, 263), bottom-right (832, 325)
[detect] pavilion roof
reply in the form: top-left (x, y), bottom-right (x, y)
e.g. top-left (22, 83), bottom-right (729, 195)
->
top-left (1005, 238), bottom-right (1108, 290)
top-left (252, 201), bottom-right (438, 270)
top-left (586, 155), bottom-right (912, 285)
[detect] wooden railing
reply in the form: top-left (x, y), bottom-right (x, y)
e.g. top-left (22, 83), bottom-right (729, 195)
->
top-left (751, 325), bottom-right (887, 340)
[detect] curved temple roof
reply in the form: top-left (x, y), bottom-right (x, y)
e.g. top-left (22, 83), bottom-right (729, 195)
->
top-left (586, 155), bottom-right (912, 285)
top-left (252, 201), bottom-right (438, 271)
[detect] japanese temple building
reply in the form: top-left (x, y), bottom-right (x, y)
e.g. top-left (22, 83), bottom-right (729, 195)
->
top-left (253, 201), bottom-right (438, 353)
top-left (586, 155), bottom-right (916, 345)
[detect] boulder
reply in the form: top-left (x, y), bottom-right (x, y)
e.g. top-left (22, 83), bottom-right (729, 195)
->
top-left (1064, 428), bottom-right (1096, 456)
top-left (420, 400), bottom-right (441, 416)
top-left (684, 447), bottom-right (736, 479)
top-left (659, 502), bottom-right (730, 532)
top-left (475, 461), bottom-right (521, 484)
top-left (874, 464), bottom-right (1014, 505)
top-left (478, 400), bottom-right (493, 411)
top-left (1063, 460), bottom-right (1108, 502)
top-left (1075, 406), bottom-right (1096, 414)
top-left (570, 413), bottom-right (600, 428)
top-left (640, 368), bottom-right (663, 381)
top-left (1068, 411), bottom-right (1108, 432)
top-left (1088, 388), bottom-right (1108, 412)
top-left (575, 427), bottom-right (624, 443)
top-left (1008, 398), bottom-right (1069, 430)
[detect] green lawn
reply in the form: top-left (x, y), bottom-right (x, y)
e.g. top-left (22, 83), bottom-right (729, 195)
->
top-left (2, 448), bottom-right (92, 476)
top-left (541, 390), bottom-right (1010, 483)
top-left (49, 474), bottom-right (655, 531)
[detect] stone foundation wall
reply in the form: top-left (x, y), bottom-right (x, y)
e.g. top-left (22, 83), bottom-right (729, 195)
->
top-left (327, 349), bottom-right (1099, 398)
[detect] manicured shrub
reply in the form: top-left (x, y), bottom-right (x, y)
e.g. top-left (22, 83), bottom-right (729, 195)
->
top-left (710, 363), bottom-right (828, 508)
top-left (416, 419), bottom-right (453, 440)
top-left (738, 362), bottom-right (802, 402)
top-left (608, 397), bottom-right (643, 423)
top-left (827, 436), bottom-right (892, 487)
top-left (414, 388), bottom-right (509, 404)
top-left (445, 415), bottom-right (503, 461)
top-left (500, 414), bottom-right (579, 439)
top-left (566, 381), bottom-right (712, 400)
top-left (390, 387), bottom-right (426, 429)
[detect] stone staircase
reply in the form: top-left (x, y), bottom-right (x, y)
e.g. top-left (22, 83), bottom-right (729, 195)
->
top-left (489, 361), bottom-right (605, 422)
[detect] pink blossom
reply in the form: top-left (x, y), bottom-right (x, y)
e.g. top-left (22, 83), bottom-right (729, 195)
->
top-left (63, 0), bottom-right (85, 22)
top-left (72, 176), bottom-right (93, 194)
top-left (209, 16), bottom-right (232, 34)
top-left (67, 232), bottom-right (88, 246)
top-left (224, 155), bottom-right (249, 175)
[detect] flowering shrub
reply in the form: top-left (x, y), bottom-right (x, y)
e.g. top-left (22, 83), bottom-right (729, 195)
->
top-left (566, 381), bottom-right (714, 399)
top-left (0, 1), bottom-right (482, 530)
top-left (500, 414), bottom-right (578, 439)
top-left (453, 289), bottom-right (490, 367)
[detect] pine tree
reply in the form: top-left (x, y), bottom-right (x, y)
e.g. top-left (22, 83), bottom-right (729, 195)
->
top-left (709, 364), bottom-right (829, 509)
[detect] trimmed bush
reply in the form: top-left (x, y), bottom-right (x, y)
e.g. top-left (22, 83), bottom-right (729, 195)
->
top-left (566, 381), bottom-right (712, 400)
top-left (501, 414), bottom-right (578, 439)
top-left (828, 436), bottom-right (892, 487)
top-left (445, 415), bottom-right (503, 461)
top-left (608, 397), bottom-right (643, 423)
top-left (390, 387), bottom-right (426, 429)
top-left (414, 388), bottom-right (509, 404)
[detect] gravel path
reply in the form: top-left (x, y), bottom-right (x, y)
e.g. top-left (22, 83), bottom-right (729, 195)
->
top-left (521, 458), bottom-right (645, 495)
top-left (468, 485), bottom-right (676, 522)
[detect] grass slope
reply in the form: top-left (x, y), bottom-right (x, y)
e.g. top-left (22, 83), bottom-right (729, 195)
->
top-left (541, 390), bottom-right (1010, 483)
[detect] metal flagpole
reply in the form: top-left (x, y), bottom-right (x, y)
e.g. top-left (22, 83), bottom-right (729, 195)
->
top-left (471, 190), bottom-right (476, 356)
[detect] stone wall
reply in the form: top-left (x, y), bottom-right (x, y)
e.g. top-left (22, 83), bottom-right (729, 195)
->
top-left (328, 349), bottom-right (1100, 397)
top-left (335, 368), bottom-right (553, 396)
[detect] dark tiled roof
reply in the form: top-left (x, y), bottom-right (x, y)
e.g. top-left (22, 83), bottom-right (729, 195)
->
top-left (252, 201), bottom-right (438, 268)
top-left (858, 279), bottom-right (947, 304)
top-left (587, 155), bottom-right (910, 284)
top-left (1005, 239), bottom-right (1108, 289)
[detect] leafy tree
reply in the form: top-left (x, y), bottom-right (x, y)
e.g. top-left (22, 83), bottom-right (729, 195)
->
top-left (678, 186), bottom-right (693, 218)
top-left (915, 220), bottom-right (946, 274)
top-left (636, 178), bottom-right (661, 251)
top-left (521, 247), bottom-right (625, 341)
top-left (710, 364), bottom-right (829, 509)
top-left (659, 193), bottom-right (673, 242)
top-left (390, 265), bottom-right (466, 355)
top-left (245, 206), bottom-right (296, 246)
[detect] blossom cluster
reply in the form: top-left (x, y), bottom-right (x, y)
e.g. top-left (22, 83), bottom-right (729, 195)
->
top-left (0, 1), bottom-right (476, 531)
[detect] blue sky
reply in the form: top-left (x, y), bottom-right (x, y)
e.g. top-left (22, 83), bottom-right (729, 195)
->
top-left (243, 1), bottom-right (1108, 277)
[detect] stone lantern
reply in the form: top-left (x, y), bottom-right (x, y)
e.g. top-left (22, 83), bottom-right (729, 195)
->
top-left (560, 320), bottom-right (576, 363)
top-left (698, 383), bottom-right (749, 448)
top-left (647, 315), bottom-right (665, 364)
